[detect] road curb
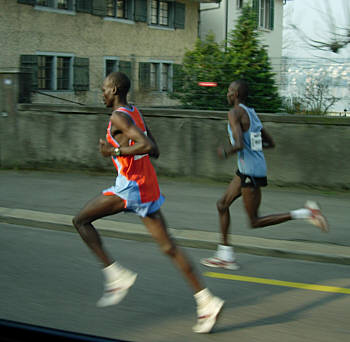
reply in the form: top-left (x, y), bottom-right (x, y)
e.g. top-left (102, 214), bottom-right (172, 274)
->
top-left (1, 207), bottom-right (350, 266)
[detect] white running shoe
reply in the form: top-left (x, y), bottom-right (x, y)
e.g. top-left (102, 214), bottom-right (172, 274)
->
top-left (305, 201), bottom-right (329, 233)
top-left (97, 269), bottom-right (137, 307)
top-left (193, 296), bottom-right (224, 333)
top-left (201, 256), bottom-right (240, 270)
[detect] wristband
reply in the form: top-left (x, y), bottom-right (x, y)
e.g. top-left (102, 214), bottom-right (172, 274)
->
top-left (114, 147), bottom-right (121, 156)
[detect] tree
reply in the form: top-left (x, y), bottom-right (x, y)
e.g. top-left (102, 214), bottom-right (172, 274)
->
top-left (171, 4), bottom-right (282, 113)
top-left (171, 33), bottom-right (226, 110)
top-left (302, 78), bottom-right (340, 115)
top-left (224, 4), bottom-right (281, 112)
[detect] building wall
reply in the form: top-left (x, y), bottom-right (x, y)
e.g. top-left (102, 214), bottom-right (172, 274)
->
top-left (2, 101), bottom-right (349, 190)
top-left (0, 0), bottom-right (199, 106)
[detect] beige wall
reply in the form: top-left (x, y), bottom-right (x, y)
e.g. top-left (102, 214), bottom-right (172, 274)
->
top-left (0, 0), bottom-right (199, 106)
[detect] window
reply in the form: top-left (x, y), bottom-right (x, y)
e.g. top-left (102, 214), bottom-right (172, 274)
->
top-left (237, 0), bottom-right (243, 9)
top-left (258, 0), bottom-right (274, 30)
top-left (106, 0), bottom-right (129, 19)
top-left (104, 58), bottom-right (132, 79)
top-left (37, 56), bottom-right (53, 90)
top-left (151, 0), bottom-right (169, 26)
top-left (35, 0), bottom-right (73, 10)
top-left (139, 61), bottom-right (172, 91)
top-left (37, 55), bottom-right (72, 91)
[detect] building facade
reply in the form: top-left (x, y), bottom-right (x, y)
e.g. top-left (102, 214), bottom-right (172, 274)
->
top-left (1, 0), bottom-right (215, 106)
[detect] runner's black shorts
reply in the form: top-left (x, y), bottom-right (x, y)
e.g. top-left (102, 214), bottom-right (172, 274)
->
top-left (236, 170), bottom-right (268, 188)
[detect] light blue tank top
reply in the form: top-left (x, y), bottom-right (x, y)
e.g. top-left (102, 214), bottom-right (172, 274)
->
top-left (227, 103), bottom-right (267, 177)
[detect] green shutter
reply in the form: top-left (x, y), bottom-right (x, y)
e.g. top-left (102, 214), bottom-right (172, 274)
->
top-left (174, 2), bottom-right (185, 29)
top-left (126, 0), bottom-right (134, 20)
top-left (269, 0), bottom-right (274, 30)
top-left (252, 0), bottom-right (259, 27)
top-left (73, 57), bottom-right (89, 91)
top-left (76, 0), bottom-right (92, 13)
top-left (134, 0), bottom-right (147, 22)
top-left (119, 61), bottom-right (132, 80)
top-left (92, 0), bottom-right (107, 16)
top-left (20, 55), bottom-right (38, 91)
top-left (172, 64), bottom-right (183, 93)
top-left (17, 0), bottom-right (35, 4)
top-left (139, 62), bottom-right (151, 89)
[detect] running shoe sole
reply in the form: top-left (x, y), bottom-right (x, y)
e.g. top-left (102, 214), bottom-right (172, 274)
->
top-left (200, 257), bottom-right (240, 270)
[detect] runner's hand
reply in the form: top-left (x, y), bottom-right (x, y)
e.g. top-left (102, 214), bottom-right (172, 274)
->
top-left (99, 139), bottom-right (114, 157)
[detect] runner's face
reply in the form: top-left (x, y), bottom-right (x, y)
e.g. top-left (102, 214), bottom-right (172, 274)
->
top-left (102, 78), bottom-right (116, 107)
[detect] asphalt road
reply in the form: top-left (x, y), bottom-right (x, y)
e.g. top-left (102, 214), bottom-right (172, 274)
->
top-left (1, 169), bottom-right (349, 246)
top-left (1, 223), bottom-right (349, 342)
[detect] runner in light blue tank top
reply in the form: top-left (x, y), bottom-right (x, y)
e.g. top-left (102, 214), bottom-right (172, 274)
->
top-left (200, 80), bottom-right (329, 272)
top-left (227, 103), bottom-right (267, 177)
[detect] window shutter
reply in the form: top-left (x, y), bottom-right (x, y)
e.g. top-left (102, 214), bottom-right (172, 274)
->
top-left (252, 0), bottom-right (259, 28)
top-left (17, 0), bottom-right (35, 4)
top-left (126, 0), bottom-right (134, 20)
top-left (92, 0), bottom-right (107, 16)
top-left (73, 57), bottom-right (89, 91)
top-left (76, 0), bottom-right (92, 13)
top-left (119, 61), bottom-right (132, 80)
top-left (174, 2), bottom-right (185, 29)
top-left (269, 0), bottom-right (274, 30)
top-left (172, 64), bottom-right (183, 93)
top-left (139, 62), bottom-right (151, 89)
top-left (134, 0), bottom-right (147, 22)
top-left (20, 55), bottom-right (38, 91)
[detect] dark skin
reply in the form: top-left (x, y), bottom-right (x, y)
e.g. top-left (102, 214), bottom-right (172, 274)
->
top-left (217, 81), bottom-right (292, 246)
top-left (73, 75), bottom-right (203, 293)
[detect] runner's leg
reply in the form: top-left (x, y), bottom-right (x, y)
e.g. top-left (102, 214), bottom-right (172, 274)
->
top-left (217, 175), bottom-right (242, 245)
top-left (242, 187), bottom-right (291, 228)
top-left (141, 209), bottom-right (203, 292)
top-left (72, 194), bottom-right (126, 267)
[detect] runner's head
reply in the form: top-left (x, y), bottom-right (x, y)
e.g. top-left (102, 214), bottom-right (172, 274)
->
top-left (102, 72), bottom-right (130, 107)
top-left (227, 80), bottom-right (249, 105)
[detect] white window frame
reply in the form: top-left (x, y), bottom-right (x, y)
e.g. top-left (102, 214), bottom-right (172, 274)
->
top-left (35, 0), bottom-right (76, 15)
top-left (148, 60), bottom-right (173, 92)
top-left (36, 52), bottom-right (74, 91)
top-left (258, 0), bottom-right (271, 30)
top-left (148, 0), bottom-right (174, 31)
top-left (104, 57), bottom-right (120, 78)
top-left (104, 0), bottom-right (135, 24)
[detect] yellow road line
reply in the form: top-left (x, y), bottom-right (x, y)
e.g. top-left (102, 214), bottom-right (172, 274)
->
top-left (204, 272), bottom-right (350, 295)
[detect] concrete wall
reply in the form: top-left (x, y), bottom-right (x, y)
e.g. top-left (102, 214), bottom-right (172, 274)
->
top-left (2, 103), bottom-right (350, 189)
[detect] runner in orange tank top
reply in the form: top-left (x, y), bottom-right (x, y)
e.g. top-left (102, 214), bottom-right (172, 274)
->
top-left (72, 72), bottom-right (223, 333)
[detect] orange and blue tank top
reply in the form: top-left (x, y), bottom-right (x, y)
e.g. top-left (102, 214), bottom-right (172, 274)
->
top-left (105, 106), bottom-right (161, 203)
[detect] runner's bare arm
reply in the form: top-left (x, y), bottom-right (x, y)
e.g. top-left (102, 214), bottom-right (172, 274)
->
top-left (145, 124), bottom-right (160, 159)
top-left (222, 108), bottom-right (244, 157)
top-left (261, 128), bottom-right (275, 148)
top-left (100, 112), bottom-right (157, 157)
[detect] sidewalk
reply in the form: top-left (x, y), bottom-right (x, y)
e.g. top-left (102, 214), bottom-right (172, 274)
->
top-left (1, 169), bottom-right (350, 265)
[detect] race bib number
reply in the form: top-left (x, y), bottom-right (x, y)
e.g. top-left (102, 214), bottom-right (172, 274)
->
top-left (250, 132), bottom-right (262, 151)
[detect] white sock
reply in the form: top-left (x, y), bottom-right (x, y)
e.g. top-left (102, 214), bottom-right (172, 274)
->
top-left (194, 288), bottom-right (213, 307)
top-left (217, 245), bottom-right (235, 262)
top-left (102, 262), bottom-right (124, 283)
top-left (290, 208), bottom-right (311, 220)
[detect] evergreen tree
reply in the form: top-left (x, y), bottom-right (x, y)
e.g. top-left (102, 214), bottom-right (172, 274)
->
top-left (171, 33), bottom-right (226, 110)
top-left (171, 4), bottom-right (282, 113)
top-left (224, 4), bottom-right (282, 112)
